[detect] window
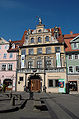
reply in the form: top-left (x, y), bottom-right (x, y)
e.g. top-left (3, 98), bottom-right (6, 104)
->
top-left (55, 80), bottom-right (59, 87)
top-left (3, 53), bottom-right (7, 59)
top-left (48, 79), bottom-right (59, 88)
top-left (28, 61), bottom-right (33, 68)
top-left (29, 49), bottom-right (34, 55)
top-left (45, 36), bottom-right (49, 42)
top-left (46, 47), bottom-right (51, 54)
top-left (38, 37), bottom-right (41, 43)
top-left (9, 53), bottom-right (13, 58)
top-left (8, 64), bottom-right (13, 71)
top-left (76, 66), bottom-right (79, 72)
top-left (69, 66), bottom-right (73, 73)
top-left (2, 64), bottom-right (6, 71)
top-left (69, 55), bottom-right (72, 59)
top-left (46, 60), bottom-right (51, 68)
top-left (37, 60), bottom-right (42, 68)
top-left (74, 43), bottom-right (77, 48)
top-left (37, 48), bottom-right (42, 54)
top-left (49, 80), bottom-right (53, 87)
top-left (38, 29), bottom-right (42, 32)
top-left (21, 49), bottom-right (26, 55)
top-left (19, 77), bottom-right (23, 81)
top-left (5, 45), bottom-right (8, 49)
top-left (75, 54), bottom-right (78, 59)
top-left (55, 47), bottom-right (60, 52)
top-left (31, 38), bottom-right (34, 43)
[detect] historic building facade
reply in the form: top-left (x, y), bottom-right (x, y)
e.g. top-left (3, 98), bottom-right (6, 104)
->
top-left (16, 19), bottom-right (66, 93)
top-left (0, 38), bottom-right (17, 91)
top-left (64, 33), bottom-right (79, 93)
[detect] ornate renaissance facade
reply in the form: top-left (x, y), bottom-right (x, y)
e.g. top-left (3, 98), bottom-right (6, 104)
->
top-left (16, 19), bottom-right (66, 93)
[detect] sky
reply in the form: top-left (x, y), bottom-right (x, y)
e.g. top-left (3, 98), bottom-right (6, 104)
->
top-left (0, 0), bottom-right (79, 41)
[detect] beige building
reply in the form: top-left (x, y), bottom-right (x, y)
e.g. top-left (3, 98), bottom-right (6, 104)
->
top-left (17, 19), bottom-right (66, 93)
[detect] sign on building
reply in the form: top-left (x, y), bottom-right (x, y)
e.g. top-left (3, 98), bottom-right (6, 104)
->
top-left (59, 79), bottom-right (66, 93)
top-left (21, 55), bottom-right (25, 68)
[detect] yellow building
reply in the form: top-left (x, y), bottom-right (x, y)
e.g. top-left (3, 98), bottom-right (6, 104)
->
top-left (17, 19), bottom-right (66, 93)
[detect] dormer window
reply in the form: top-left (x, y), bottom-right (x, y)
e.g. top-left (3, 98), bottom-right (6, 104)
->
top-left (38, 37), bottom-right (41, 43)
top-left (31, 38), bottom-right (34, 43)
top-left (45, 36), bottom-right (49, 42)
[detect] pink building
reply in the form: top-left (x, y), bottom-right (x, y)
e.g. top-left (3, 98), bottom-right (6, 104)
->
top-left (0, 38), bottom-right (17, 91)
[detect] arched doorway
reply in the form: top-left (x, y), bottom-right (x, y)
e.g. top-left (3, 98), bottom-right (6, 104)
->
top-left (3, 79), bottom-right (12, 91)
top-left (28, 74), bottom-right (42, 92)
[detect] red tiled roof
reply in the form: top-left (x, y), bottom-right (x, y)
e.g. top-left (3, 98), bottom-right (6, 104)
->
top-left (64, 33), bottom-right (79, 52)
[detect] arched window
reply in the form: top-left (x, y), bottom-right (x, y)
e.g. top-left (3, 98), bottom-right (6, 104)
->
top-left (38, 37), bottom-right (41, 43)
top-left (45, 36), bottom-right (49, 42)
top-left (31, 38), bottom-right (34, 43)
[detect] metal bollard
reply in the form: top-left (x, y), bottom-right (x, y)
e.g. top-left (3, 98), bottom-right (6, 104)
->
top-left (10, 96), bottom-right (15, 106)
top-left (9, 93), bottom-right (12, 98)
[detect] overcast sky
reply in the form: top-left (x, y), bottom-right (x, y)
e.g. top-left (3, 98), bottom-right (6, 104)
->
top-left (0, 0), bottom-right (79, 41)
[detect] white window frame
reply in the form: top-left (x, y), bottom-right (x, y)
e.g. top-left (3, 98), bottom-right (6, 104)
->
top-left (73, 43), bottom-right (78, 49)
top-left (74, 54), bottom-right (78, 59)
top-left (8, 63), bottom-right (13, 71)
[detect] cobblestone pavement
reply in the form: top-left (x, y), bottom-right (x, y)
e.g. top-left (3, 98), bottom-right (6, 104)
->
top-left (0, 92), bottom-right (79, 119)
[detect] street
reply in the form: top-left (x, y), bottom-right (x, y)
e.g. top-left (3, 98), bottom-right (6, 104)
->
top-left (0, 92), bottom-right (79, 119)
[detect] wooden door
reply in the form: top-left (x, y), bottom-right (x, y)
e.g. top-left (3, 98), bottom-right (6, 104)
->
top-left (31, 79), bottom-right (41, 92)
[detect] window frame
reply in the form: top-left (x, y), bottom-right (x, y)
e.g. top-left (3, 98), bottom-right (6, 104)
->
top-left (9, 53), bottom-right (13, 58)
top-left (37, 48), bottom-right (42, 54)
top-left (68, 54), bottom-right (73, 60)
top-left (37, 60), bottom-right (42, 68)
top-left (55, 47), bottom-right (60, 53)
top-left (31, 37), bottom-right (34, 43)
top-left (21, 49), bottom-right (26, 55)
top-left (46, 60), bottom-right (51, 68)
top-left (3, 53), bottom-right (7, 59)
top-left (38, 37), bottom-right (41, 43)
top-left (45, 36), bottom-right (49, 42)
top-left (2, 64), bottom-right (6, 71)
top-left (8, 64), bottom-right (13, 71)
top-left (46, 47), bottom-right (51, 54)
top-left (29, 49), bottom-right (34, 55)
top-left (68, 66), bottom-right (73, 73)
top-left (28, 61), bottom-right (33, 68)
top-left (76, 66), bottom-right (79, 73)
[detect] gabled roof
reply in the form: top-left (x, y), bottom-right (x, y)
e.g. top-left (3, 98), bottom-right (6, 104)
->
top-left (64, 33), bottom-right (79, 52)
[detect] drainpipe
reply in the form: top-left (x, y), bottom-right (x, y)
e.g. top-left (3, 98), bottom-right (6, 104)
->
top-left (43, 56), bottom-right (46, 92)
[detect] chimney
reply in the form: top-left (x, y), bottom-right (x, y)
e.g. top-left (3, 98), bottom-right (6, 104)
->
top-left (70, 31), bottom-right (73, 35)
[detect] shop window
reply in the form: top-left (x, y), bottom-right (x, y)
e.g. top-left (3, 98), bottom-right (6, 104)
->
top-left (55, 80), bottom-right (59, 87)
top-left (69, 66), bottom-right (73, 73)
top-left (19, 77), bottom-right (23, 81)
top-left (48, 80), bottom-right (53, 87)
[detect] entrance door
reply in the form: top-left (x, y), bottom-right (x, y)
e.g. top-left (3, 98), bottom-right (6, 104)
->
top-left (69, 81), bottom-right (77, 91)
top-left (31, 79), bottom-right (41, 92)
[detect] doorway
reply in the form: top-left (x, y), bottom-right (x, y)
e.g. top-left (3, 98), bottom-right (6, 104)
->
top-left (28, 74), bottom-right (42, 92)
top-left (3, 79), bottom-right (12, 91)
top-left (69, 81), bottom-right (77, 91)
